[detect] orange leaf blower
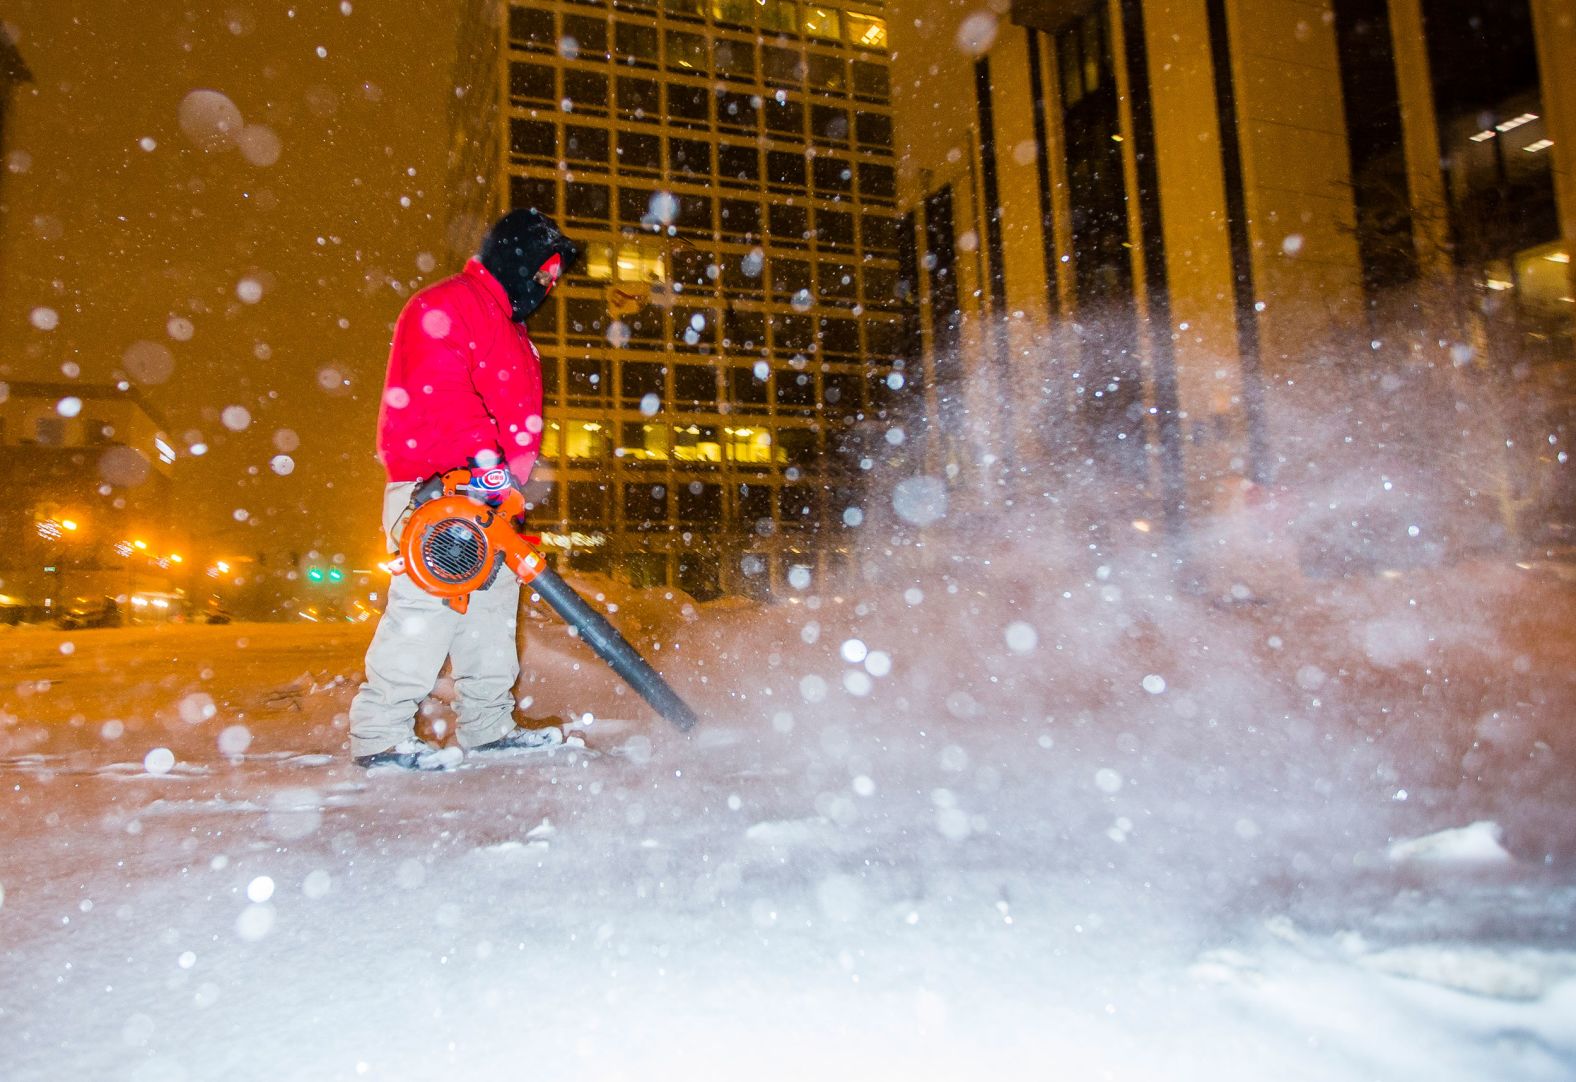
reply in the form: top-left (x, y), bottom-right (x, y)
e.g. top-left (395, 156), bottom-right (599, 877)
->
top-left (399, 467), bottom-right (698, 732)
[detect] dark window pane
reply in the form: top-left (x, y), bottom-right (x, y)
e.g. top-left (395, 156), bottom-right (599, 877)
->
top-left (807, 53), bottom-right (846, 93)
top-left (568, 482), bottom-right (610, 526)
top-left (852, 61), bottom-right (890, 99)
top-left (564, 124), bottom-right (610, 165)
top-left (812, 105), bottom-right (850, 143)
top-left (728, 365), bottom-right (769, 409)
top-left (864, 264), bottom-right (897, 305)
top-left (616, 77), bottom-right (661, 119)
top-left (719, 198), bottom-right (761, 240)
top-left (563, 69), bottom-right (608, 111)
top-left (614, 22), bottom-right (660, 64)
top-left (530, 295), bottom-right (560, 339)
top-left (566, 298), bottom-right (607, 340)
top-left (776, 369), bottom-right (815, 407)
top-left (770, 257), bottom-right (812, 299)
top-left (618, 185), bottom-right (657, 224)
top-left (510, 63), bottom-right (554, 103)
top-left (763, 46), bottom-right (804, 86)
top-left (855, 112), bottom-right (892, 149)
top-left (624, 482), bottom-right (668, 528)
top-left (769, 204), bottom-right (809, 243)
top-left (820, 318), bottom-right (860, 356)
top-left (818, 261), bottom-right (857, 298)
top-left (673, 364), bottom-right (717, 404)
top-left (561, 14), bottom-right (609, 60)
top-left (859, 162), bottom-right (897, 200)
top-left (718, 144), bottom-right (759, 184)
top-left (813, 156), bottom-right (852, 192)
top-left (777, 430), bottom-right (817, 466)
top-left (738, 482), bottom-right (773, 521)
top-left (778, 483), bottom-right (815, 521)
top-left (567, 356), bottom-right (609, 397)
top-left (565, 181), bottom-right (610, 223)
top-left (667, 83), bottom-right (710, 124)
top-left (672, 247), bottom-right (716, 288)
top-left (712, 38), bottom-right (755, 80)
top-left (725, 310), bottom-right (766, 350)
top-left (816, 208), bottom-right (854, 248)
top-left (510, 175), bottom-right (557, 215)
top-left (510, 118), bottom-right (556, 159)
top-left (510, 6), bottom-right (555, 49)
top-left (764, 97), bottom-right (805, 138)
top-left (618, 130), bottom-right (662, 172)
top-left (766, 150), bottom-right (807, 188)
top-left (675, 192), bottom-right (713, 233)
top-left (823, 370), bottom-right (861, 409)
top-left (861, 213), bottom-right (899, 252)
top-left (774, 314), bottom-right (813, 352)
top-left (669, 136), bottom-right (711, 176)
top-left (716, 91), bottom-right (758, 131)
top-left (677, 482), bottom-right (722, 524)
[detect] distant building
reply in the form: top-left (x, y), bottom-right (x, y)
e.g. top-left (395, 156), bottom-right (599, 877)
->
top-left (446, 0), bottom-right (912, 599)
top-left (886, 0), bottom-right (1574, 537)
top-left (0, 381), bottom-right (183, 617)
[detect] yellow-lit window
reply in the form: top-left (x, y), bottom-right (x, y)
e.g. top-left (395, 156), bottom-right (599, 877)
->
top-left (672, 424), bottom-right (722, 463)
top-left (760, 0), bottom-right (798, 33)
top-left (846, 13), bottom-right (886, 50)
top-left (584, 243), bottom-right (615, 281)
top-left (621, 423), bottom-right (671, 460)
top-left (616, 242), bottom-right (668, 284)
top-left (565, 421), bottom-right (611, 460)
top-left (541, 422), bottom-right (562, 458)
top-left (724, 426), bottom-right (774, 464)
top-left (802, 6), bottom-right (841, 41)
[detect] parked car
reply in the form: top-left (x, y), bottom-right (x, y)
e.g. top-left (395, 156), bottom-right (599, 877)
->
top-left (56, 597), bottom-right (120, 630)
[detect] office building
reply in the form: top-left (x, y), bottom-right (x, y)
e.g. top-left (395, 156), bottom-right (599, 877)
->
top-left (447, 0), bottom-right (908, 598)
top-left (886, 0), bottom-right (1573, 537)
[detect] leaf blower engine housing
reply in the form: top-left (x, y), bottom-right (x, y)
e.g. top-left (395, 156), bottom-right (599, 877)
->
top-left (400, 467), bottom-right (544, 614)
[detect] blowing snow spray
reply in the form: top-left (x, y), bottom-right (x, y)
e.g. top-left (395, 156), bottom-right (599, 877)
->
top-left (398, 467), bottom-right (698, 732)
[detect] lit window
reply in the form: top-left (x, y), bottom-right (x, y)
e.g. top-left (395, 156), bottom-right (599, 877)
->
top-left (724, 426), bottom-right (775, 464)
top-left (846, 13), bottom-right (887, 50)
top-left (801, 5), bottom-right (841, 41)
top-left (584, 243), bottom-right (615, 280)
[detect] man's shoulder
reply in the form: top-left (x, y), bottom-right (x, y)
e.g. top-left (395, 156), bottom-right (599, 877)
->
top-left (407, 270), bottom-right (485, 313)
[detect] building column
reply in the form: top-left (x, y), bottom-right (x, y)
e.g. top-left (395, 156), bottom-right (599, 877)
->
top-left (1529, 0), bottom-right (1576, 320)
top-left (1386, 0), bottom-right (1453, 280)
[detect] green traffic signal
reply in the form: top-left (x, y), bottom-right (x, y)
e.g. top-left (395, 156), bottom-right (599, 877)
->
top-left (307, 567), bottom-right (325, 583)
top-left (327, 568), bottom-right (344, 583)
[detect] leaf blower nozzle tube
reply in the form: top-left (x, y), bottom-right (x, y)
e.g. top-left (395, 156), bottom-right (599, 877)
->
top-left (398, 467), bottom-right (699, 733)
top-left (528, 566), bottom-right (698, 732)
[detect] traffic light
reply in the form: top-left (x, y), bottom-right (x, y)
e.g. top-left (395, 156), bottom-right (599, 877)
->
top-left (327, 567), bottom-right (344, 583)
top-left (307, 567), bottom-right (325, 583)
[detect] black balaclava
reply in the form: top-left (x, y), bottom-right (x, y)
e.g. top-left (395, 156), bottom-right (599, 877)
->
top-left (478, 208), bottom-right (582, 322)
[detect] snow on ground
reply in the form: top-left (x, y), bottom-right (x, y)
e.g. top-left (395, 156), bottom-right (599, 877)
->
top-left (2, 543), bottom-right (1575, 1080)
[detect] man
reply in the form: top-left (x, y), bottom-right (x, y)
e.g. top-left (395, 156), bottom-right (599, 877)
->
top-left (348, 209), bottom-right (580, 770)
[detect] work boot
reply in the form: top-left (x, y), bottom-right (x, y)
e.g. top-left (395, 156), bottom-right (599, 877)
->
top-left (471, 723), bottom-right (565, 755)
top-left (354, 738), bottom-right (451, 771)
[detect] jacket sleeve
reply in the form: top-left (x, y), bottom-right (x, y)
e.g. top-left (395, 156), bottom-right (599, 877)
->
top-left (466, 312), bottom-right (545, 485)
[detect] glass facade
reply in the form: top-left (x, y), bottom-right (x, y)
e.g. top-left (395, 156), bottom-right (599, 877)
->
top-left (485, 0), bottom-right (906, 598)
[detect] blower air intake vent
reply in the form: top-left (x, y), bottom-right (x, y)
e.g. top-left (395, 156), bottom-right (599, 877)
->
top-left (421, 518), bottom-right (488, 584)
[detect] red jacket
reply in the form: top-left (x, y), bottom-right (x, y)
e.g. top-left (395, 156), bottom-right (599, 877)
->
top-left (377, 259), bottom-right (545, 485)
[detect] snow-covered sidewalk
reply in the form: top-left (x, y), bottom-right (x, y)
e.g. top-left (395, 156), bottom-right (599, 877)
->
top-left (2, 554), bottom-right (1574, 1080)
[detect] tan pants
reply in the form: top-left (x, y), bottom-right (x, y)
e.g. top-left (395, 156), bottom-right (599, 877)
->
top-left (347, 482), bottom-right (521, 757)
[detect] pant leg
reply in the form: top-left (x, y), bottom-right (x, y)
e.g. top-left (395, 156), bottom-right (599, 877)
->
top-left (347, 482), bottom-right (460, 757)
top-left (449, 570), bottom-right (522, 749)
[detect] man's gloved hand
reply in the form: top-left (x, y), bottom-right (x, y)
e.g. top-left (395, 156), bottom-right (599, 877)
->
top-left (466, 465), bottom-right (515, 507)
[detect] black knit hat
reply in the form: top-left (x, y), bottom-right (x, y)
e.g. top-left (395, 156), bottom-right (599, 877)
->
top-left (478, 208), bottom-right (581, 321)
